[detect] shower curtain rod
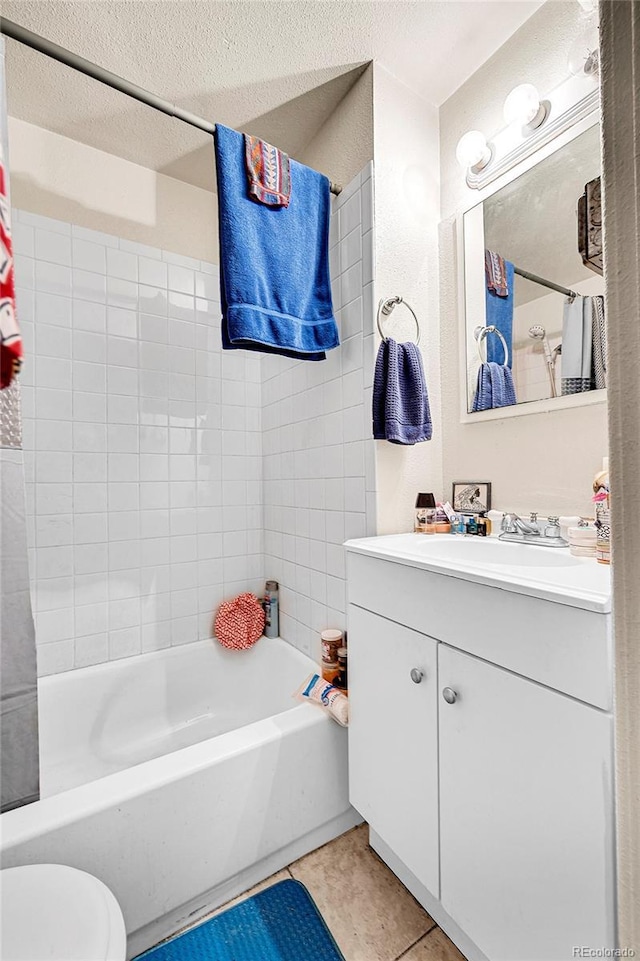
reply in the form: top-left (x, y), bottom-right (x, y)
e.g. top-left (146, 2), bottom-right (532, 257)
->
top-left (0, 17), bottom-right (343, 196)
top-left (513, 265), bottom-right (577, 300)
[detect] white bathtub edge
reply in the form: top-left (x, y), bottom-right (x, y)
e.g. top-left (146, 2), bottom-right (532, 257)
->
top-left (126, 807), bottom-right (363, 959)
top-left (1, 704), bottom-right (325, 851)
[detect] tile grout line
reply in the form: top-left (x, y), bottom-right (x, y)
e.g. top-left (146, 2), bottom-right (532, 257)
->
top-left (392, 921), bottom-right (439, 961)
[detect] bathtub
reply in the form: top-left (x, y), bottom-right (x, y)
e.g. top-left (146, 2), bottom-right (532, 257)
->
top-left (0, 638), bottom-right (358, 958)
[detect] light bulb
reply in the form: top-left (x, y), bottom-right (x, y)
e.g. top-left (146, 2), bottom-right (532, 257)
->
top-left (503, 83), bottom-right (547, 130)
top-left (455, 130), bottom-right (491, 172)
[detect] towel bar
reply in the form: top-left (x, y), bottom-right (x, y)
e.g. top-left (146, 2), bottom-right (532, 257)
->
top-left (377, 297), bottom-right (421, 346)
top-left (474, 324), bottom-right (509, 367)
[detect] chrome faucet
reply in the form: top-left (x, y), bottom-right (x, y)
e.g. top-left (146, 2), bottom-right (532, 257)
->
top-left (502, 512), bottom-right (539, 535)
top-left (499, 513), bottom-right (568, 548)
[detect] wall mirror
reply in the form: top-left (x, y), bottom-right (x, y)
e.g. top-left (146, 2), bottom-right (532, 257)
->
top-left (461, 120), bottom-right (605, 418)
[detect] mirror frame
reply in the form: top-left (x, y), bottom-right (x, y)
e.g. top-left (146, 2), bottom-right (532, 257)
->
top-left (457, 108), bottom-right (604, 423)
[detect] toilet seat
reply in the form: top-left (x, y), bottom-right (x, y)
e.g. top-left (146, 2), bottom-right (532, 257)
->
top-left (0, 864), bottom-right (126, 961)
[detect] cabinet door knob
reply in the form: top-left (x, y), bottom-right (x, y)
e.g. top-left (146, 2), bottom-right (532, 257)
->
top-left (442, 687), bottom-right (458, 704)
top-left (410, 668), bottom-right (424, 684)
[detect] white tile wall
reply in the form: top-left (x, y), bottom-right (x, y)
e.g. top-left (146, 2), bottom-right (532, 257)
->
top-left (512, 337), bottom-right (562, 404)
top-left (14, 211), bottom-right (263, 675)
top-left (261, 165), bottom-right (376, 660)
top-left (13, 162), bottom-right (375, 674)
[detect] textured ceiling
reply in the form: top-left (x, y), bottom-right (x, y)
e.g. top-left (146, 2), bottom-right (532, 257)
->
top-left (3, 0), bottom-right (543, 190)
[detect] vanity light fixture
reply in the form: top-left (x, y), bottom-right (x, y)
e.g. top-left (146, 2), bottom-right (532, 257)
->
top-left (462, 66), bottom-right (599, 191)
top-left (503, 83), bottom-right (549, 132)
top-left (455, 130), bottom-right (493, 174)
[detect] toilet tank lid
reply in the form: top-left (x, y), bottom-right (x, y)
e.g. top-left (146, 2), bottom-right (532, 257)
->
top-left (0, 863), bottom-right (126, 961)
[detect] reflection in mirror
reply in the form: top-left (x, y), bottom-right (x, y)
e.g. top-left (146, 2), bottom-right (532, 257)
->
top-left (464, 124), bottom-right (605, 413)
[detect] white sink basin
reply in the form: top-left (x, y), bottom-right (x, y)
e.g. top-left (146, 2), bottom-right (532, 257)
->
top-left (344, 533), bottom-right (611, 612)
top-left (407, 537), bottom-right (581, 568)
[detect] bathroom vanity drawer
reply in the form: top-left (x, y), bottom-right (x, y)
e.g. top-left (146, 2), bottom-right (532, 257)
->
top-left (347, 552), bottom-right (612, 710)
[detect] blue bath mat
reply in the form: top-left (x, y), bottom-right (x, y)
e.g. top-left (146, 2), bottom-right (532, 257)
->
top-left (137, 879), bottom-right (345, 961)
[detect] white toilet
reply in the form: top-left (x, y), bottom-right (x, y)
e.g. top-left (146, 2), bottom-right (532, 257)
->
top-left (0, 864), bottom-right (127, 961)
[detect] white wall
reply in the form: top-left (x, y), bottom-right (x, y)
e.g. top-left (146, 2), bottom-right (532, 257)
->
top-left (14, 211), bottom-right (262, 675)
top-left (439, 1), bottom-right (607, 517)
top-left (8, 117), bottom-right (218, 263)
top-left (262, 166), bottom-right (376, 660)
top-left (372, 65), bottom-right (442, 534)
top-left (300, 65), bottom-right (374, 191)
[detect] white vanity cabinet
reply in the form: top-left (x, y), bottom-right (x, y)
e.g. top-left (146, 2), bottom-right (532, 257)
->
top-left (345, 536), bottom-right (615, 961)
top-left (348, 605), bottom-right (439, 896)
top-left (439, 645), bottom-right (614, 961)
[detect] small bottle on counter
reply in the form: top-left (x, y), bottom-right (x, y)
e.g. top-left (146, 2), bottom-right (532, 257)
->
top-left (441, 502), bottom-right (457, 534)
top-left (593, 456), bottom-right (610, 565)
top-left (466, 515), bottom-right (478, 535)
top-left (415, 492), bottom-right (436, 533)
top-left (322, 661), bottom-right (340, 684)
top-left (334, 647), bottom-right (348, 695)
top-left (476, 512), bottom-right (491, 536)
top-left (321, 629), bottom-right (343, 682)
top-left (424, 508), bottom-right (437, 534)
top-left (263, 580), bottom-right (279, 638)
top-left (434, 504), bottom-right (451, 533)
top-left (321, 629), bottom-right (343, 664)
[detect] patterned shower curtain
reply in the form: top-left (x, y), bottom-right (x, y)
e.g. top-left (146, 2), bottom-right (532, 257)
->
top-left (0, 37), bottom-right (40, 812)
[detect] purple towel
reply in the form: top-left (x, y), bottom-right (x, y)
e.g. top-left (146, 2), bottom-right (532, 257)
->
top-left (471, 362), bottom-right (517, 411)
top-left (372, 338), bottom-right (432, 445)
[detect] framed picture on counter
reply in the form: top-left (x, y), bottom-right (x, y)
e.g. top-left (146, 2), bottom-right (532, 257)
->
top-left (452, 481), bottom-right (492, 514)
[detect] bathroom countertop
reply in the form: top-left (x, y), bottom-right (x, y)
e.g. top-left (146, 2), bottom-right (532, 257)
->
top-left (344, 533), bottom-right (611, 613)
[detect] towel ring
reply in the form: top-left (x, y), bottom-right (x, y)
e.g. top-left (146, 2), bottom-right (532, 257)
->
top-left (474, 324), bottom-right (509, 367)
top-left (377, 296), bottom-right (421, 346)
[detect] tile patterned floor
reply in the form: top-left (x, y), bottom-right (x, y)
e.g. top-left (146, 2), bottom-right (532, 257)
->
top-left (201, 824), bottom-right (467, 961)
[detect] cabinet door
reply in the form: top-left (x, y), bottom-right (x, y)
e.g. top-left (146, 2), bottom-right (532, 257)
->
top-left (348, 604), bottom-right (439, 895)
top-left (439, 645), bottom-right (615, 961)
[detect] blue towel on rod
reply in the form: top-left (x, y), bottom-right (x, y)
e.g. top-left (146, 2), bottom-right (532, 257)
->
top-left (485, 259), bottom-right (514, 368)
top-left (472, 362), bottom-right (517, 411)
top-left (372, 338), bottom-right (432, 444)
top-left (214, 124), bottom-right (339, 361)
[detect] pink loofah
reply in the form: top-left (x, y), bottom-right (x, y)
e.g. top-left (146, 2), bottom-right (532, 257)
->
top-left (214, 593), bottom-right (265, 650)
